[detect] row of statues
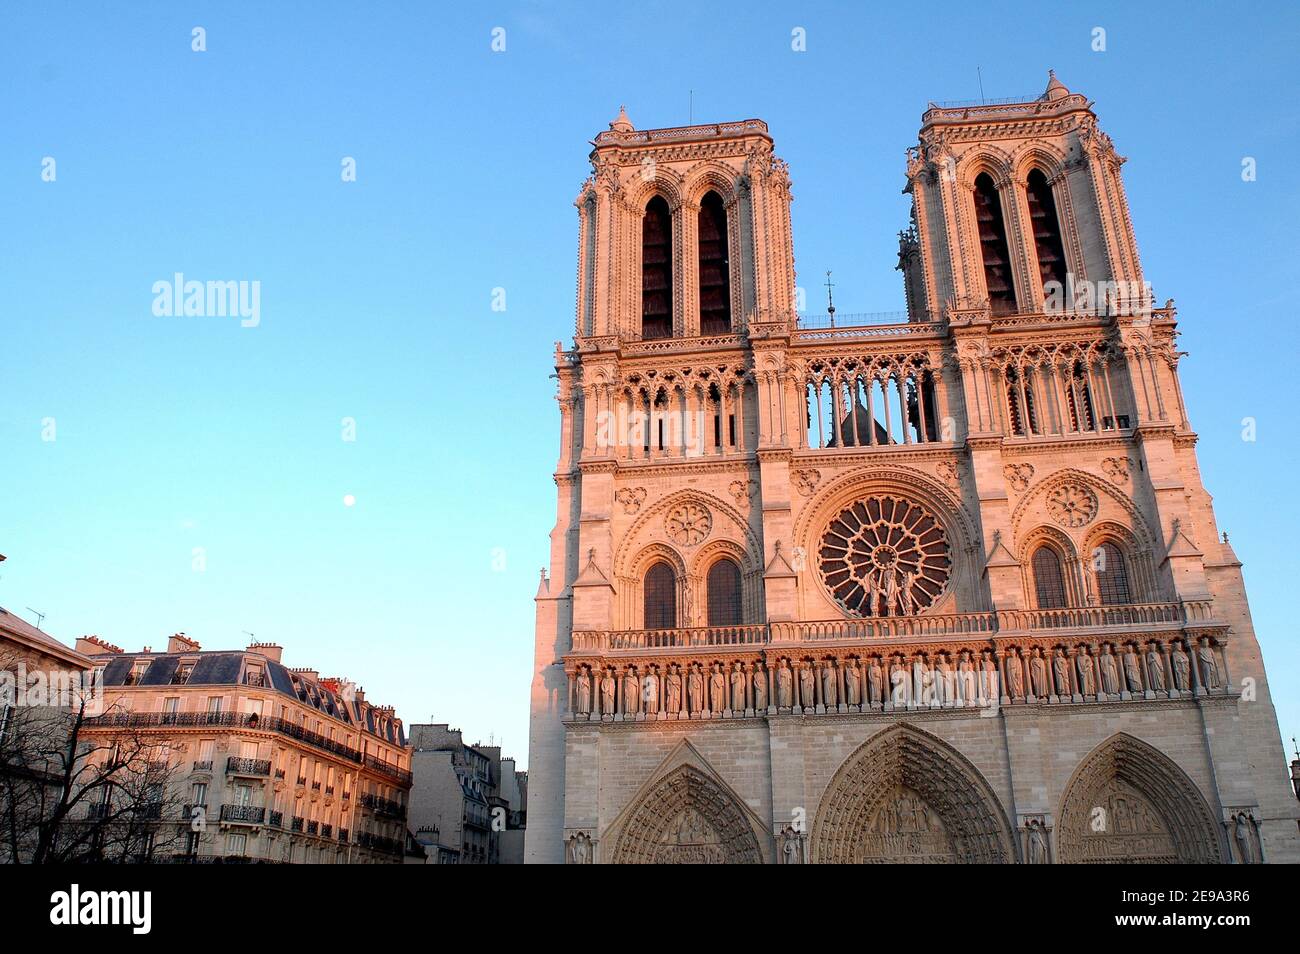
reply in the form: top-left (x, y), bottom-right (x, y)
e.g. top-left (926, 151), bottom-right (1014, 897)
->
top-left (570, 637), bottom-right (1224, 716)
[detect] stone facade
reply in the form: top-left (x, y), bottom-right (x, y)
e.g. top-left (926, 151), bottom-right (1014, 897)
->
top-left (408, 724), bottom-right (527, 864)
top-left (80, 633), bottom-right (414, 863)
top-left (526, 78), bottom-right (1300, 864)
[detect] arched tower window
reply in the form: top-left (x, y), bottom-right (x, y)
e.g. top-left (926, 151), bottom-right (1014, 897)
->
top-left (973, 173), bottom-right (1016, 315)
top-left (697, 191), bottom-right (731, 335)
top-left (706, 558), bottom-right (742, 626)
top-left (1066, 360), bottom-right (1096, 431)
top-left (1094, 542), bottom-right (1131, 605)
top-left (641, 196), bottom-right (673, 340)
top-left (1025, 168), bottom-right (1068, 295)
top-left (1032, 546), bottom-right (1068, 608)
top-left (643, 561), bottom-right (677, 629)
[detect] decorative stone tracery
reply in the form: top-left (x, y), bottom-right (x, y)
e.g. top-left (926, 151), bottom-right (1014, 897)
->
top-left (817, 495), bottom-right (951, 617)
top-left (664, 502), bottom-right (712, 546)
top-left (1046, 481), bottom-right (1098, 528)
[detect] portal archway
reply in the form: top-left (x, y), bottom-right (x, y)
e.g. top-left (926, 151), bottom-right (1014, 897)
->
top-left (609, 763), bottom-right (765, 864)
top-left (1056, 733), bottom-right (1221, 863)
top-left (811, 724), bottom-right (1015, 863)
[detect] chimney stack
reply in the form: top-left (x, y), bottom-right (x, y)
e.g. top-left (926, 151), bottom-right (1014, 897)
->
top-left (168, 632), bottom-right (201, 654)
top-left (248, 641), bottom-right (283, 664)
top-left (75, 635), bottom-right (123, 656)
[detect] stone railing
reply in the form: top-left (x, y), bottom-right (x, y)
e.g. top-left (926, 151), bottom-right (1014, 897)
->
top-left (574, 602), bottom-right (1206, 656)
top-left (572, 624), bottom-right (768, 652)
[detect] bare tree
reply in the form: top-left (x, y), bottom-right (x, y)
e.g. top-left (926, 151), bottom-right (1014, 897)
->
top-left (1, 648), bottom-right (189, 863)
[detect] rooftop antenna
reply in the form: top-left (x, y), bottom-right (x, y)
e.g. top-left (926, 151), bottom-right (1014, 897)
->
top-left (977, 66), bottom-right (986, 104)
top-left (824, 270), bottom-right (836, 328)
top-left (242, 630), bottom-right (255, 641)
top-left (688, 89), bottom-right (694, 125)
top-left (26, 606), bottom-right (45, 629)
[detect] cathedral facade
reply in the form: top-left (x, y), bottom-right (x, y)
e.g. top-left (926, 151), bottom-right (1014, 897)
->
top-left (525, 76), bottom-right (1299, 864)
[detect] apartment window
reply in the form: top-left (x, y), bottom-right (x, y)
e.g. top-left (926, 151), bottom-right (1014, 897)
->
top-left (225, 832), bottom-right (247, 857)
top-left (206, 696), bottom-right (223, 714)
top-left (191, 782), bottom-right (208, 807)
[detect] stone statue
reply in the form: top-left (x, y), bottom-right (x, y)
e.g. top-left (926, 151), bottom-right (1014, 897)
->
top-left (900, 568), bottom-right (920, 616)
top-left (710, 664), bottom-right (727, 713)
top-left (1099, 645), bottom-right (1120, 695)
top-left (600, 669), bottom-right (616, 715)
top-left (1171, 641), bottom-right (1191, 691)
top-left (568, 831), bottom-right (592, 864)
top-left (799, 664), bottom-right (815, 709)
top-left (890, 656), bottom-right (909, 706)
top-left (1026, 821), bottom-right (1049, 864)
top-left (752, 663), bottom-right (768, 710)
top-left (868, 656), bottom-right (884, 706)
top-left (935, 654), bottom-right (953, 705)
top-left (779, 826), bottom-right (803, 864)
top-left (865, 567), bottom-right (883, 617)
top-left (821, 662), bottom-right (837, 708)
top-left (882, 568), bottom-right (900, 617)
top-left (687, 664), bottom-right (704, 713)
top-left (844, 660), bottom-right (861, 706)
top-left (666, 665), bottom-right (683, 713)
top-left (730, 662), bottom-right (747, 711)
top-left (980, 651), bottom-right (999, 701)
top-left (623, 668), bottom-right (640, 715)
top-left (1198, 638), bottom-right (1220, 690)
top-left (1233, 813), bottom-right (1256, 864)
top-left (1052, 648), bottom-right (1071, 697)
top-left (913, 656), bottom-right (928, 704)
top-left (1005, 651), bottom-right (1024, 700)
top-left (958, 651), bottom-right (976, 704)
top-left (776, 660), bottom-right (793, 708)
top-left (1122, 645), bottom-right (1143, 693)
top-left (643, 670), bottom-right (659, 714)
top-left (1075, 650), bottom-right (1096, 696)
top-left (1030, 647), bottom-right (1049, 698)
top-left (576, 668), bottom-right (591, 715)
top-left (1146, 646), bottom-right (1166, 692)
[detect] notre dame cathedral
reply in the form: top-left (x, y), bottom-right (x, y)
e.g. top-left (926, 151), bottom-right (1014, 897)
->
top-left (525, 74), bottom-right (1299, 864)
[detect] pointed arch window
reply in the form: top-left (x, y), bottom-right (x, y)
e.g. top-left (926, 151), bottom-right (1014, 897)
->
top-left (697, 191), bottom-right (731, 335)
top-left (1065, 360), bottom-right (1096, 432)
top-left (1032, 546), bottom-right (1068, 608)
top-left (641, 196), bottom-right (673, 340)
top-left (706, 558), bottom-right (742, 626)
top-left (1026, 168), bottom-right (1068, 295)
top-left (1005, 367), bottom-right (1038, 436)
top-left (973, 173), bottom-right (1017, 315)
top-left (643, 562), bottom-right (677, 629)
top-left (1094, 542), bottom-right (1131, 605)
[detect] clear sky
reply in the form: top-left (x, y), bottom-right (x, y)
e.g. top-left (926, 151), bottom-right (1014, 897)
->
top-left (2, 2), bottom-right (1296, 771)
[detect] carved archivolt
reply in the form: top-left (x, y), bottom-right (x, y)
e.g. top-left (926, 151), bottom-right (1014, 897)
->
top-left (1056, 733), bottom-right (1221, 864)
top-left (811, 724), bottom-right (1014, 863)
top-left (607, 747), bottom-right (769, 865)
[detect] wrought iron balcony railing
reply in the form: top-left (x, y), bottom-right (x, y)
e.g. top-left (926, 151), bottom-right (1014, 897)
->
top-left (361, 793), bottom-right (406, 818)
top-left (219, 804), bottom-right (265, 824)
top-left (226, 756), bottom-right (272, 777)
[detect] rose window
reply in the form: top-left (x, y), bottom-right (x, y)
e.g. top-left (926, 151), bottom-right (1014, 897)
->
top-left (1047, 482), bottom-right (1098, 528)
top-left (817, 496), bottom-right (950, 617)
top-left (665, 503), bottom-right (712, 546)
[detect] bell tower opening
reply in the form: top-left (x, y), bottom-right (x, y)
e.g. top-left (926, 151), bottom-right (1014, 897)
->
top-left (973, 173), bottom-right (1016, 315)
top-left (641, 195), bottom-right (674, 339)
top-left (697, 190), bottom-right (731, 335)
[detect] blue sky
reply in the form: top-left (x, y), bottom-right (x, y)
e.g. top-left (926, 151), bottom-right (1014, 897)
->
top-left (1, 2), bottom-right (1296, 770)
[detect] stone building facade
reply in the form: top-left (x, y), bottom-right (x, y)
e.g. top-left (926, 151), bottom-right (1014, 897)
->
top-left (408, 724), bottom-right (527, 863)
top-left (81, 633), bottom-right (413, 863)
top-left (526, 77), bottom-right (1300, 864)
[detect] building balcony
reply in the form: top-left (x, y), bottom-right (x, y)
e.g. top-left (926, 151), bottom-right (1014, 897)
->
top-left (290, 815), bottom-right (304, 832)
top-left (311, 780), bottom-right (321, 791)
top-left (269, 810), bottom-right (283, 828)
top-left (306, 820), bottom-right (319, 835)
top-left (360, 793), bottom-right (406, 818)
top-left (192, 760), bottom-right (213, 772)
top-left (321, 824), bottom-right (332, 838)
top-left (338, 827), bottom-right (349, 843)
top-left (219, 804), bottom-right (265, 825)
top-left (226, 756), bottom-right (272, 777)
